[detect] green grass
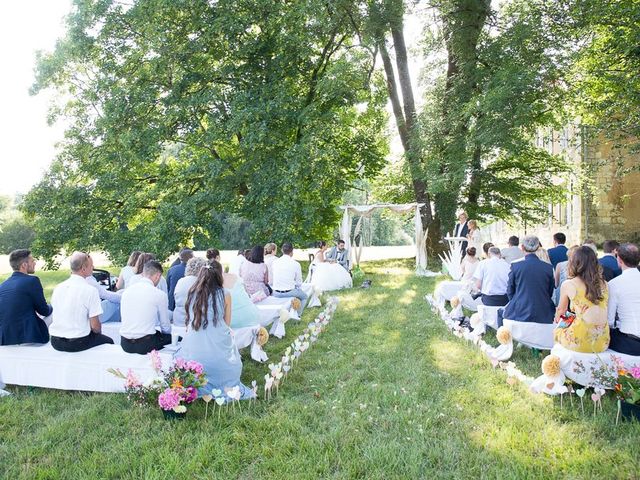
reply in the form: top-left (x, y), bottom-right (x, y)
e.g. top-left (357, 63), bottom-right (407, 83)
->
top-left (1, 259), bottom-right (639, 479)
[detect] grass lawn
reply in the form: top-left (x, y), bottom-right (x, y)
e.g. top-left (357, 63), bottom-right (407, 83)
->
top-left (1, 259), bottom-right (639, 479)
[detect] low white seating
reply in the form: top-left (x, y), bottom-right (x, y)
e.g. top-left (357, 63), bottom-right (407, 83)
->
top-left (0, 342), bottom-right (175, 393)
top-left (503, 319), bottom-right (555, 350)
top-left (435, 281), bottom-right (465, 303)
top-left (552, 344), bottom-right (640, 387)
top-left (477, 304), bottom-right (501, 330)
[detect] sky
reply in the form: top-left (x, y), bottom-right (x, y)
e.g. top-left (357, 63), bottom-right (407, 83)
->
top-left (0, 0), bottom-right (71, 197)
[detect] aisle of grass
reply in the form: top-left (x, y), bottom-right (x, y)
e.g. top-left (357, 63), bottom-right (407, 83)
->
top-left (1, 259), bottom-right (639, 479)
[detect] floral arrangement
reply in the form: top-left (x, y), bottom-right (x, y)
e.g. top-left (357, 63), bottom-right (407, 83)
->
top-left (611, 357), bottom-right (640, 405)
top-left (157, 358), bottom-right (207, 414)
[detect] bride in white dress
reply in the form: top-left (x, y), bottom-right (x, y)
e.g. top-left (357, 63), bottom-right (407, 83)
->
top-left (311, 241), bottom-right (352, 292)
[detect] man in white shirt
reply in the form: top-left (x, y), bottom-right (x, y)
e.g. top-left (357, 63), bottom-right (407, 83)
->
top-left (272, 242), bottom-right (307, 312)
top-left (264, 243), bottom-right (278, 286)
top-left (120, 260), bottom-right (172, 355)
top-left (501, 236), bottom-right (525, 264)
top-left (607, 243), bottom-right (640, 355)
top-left (228, 249), bottom-right (247, 275)
top-left (86, 274), bottom-right (122, 323)
top-left (453, 212), bottom-right (469, 256)
top-left (473, 247), bottom-right (511, 307)
top-left (50, 252), bottom-right (114, 352)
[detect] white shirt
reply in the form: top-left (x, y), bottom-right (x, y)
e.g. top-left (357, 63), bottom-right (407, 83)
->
top-left (501, 246), bottom-right (524, 264)
top-left (473, 257), bottom-right (511, 296)
top-left (118, 265), bottom-right (136, 289)
top-left (50, 274), bottom-right (103, 339)
top-left (120, 277), bottom-right (170, 339)
top-left (264, 254), bottom-right (277, 285)
top-left (454, 221), bottom-right (468, 238)
top-left (129, 273), bottom-right (168, 294)
top-left (86, 275), bottom-right (122, 304)
top-left (272, 254), bottom-right (303, 291)
top-left (229, 254), bottom-right (246, 275)
top-left (607, 267), bottom-right (640, 337)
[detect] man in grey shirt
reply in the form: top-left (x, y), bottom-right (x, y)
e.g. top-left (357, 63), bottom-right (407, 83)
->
top-left (501, 236), bottom-right (525, 264)
top-left (325, 239), bottom-right (350, 272)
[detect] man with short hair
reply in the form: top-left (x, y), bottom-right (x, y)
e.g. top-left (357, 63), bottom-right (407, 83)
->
top-left (264, 243), bottom-right (278, 286)
top-left (120, 260), bottom-right (172, 354)
top-left (501, 236), bottom-right (525, 264)
top-left (547, 232), bottom-right (568, 268)
top-left (473, 247), bottom-right (511, 307)
top-left (166, 248), bottom-right (194, 314)
top-left (502, 235), bottom-right (555, 325)
top-left (583, 240), bottom-right (615, 281)
top-left (607, 243), bottom-right (640, 355)
top-left (0, 249), bottom-right (52, 345)
top-left (49, 252), bottom-right (114, 352)
top-left (600, 240), bottom-right (621, 279)
top-left (325, 239), bottom-right (350, 271)
top-left (272, 242), bottom-right (307, 312)
top-left (453, 212), bottom-right (469, 255)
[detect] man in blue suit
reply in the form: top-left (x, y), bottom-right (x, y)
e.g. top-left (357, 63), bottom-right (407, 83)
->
top-left (166, 248), bottom-right (193, 315)
top-left (547, 232), bottom-right (568, 268)
top-left (599, 240), bottom-right (622, 279)
top-left (502, 235), bottom-right (555, 325)
top-left (0, 249), bottom-right (52, 345)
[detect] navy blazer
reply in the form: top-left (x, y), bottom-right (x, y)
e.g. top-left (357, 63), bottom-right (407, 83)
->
top-left (166, 262), bottom-right (186, 311)
top-left (599, 255), bottom-right (621, 279)
top-left (547, 245), bottom-right (568, 268)
top-left (0, 272), bottom-right (52, 345)
top-left (503, 254), bottom-right (555, 324)
top-left (454, 221), bottom-right (469, 253)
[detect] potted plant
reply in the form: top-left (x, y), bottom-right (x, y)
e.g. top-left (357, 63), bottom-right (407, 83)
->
top-left (158, 358), bottom-right (207, 420)
top-left (614, 363), bottom-right (640, 421)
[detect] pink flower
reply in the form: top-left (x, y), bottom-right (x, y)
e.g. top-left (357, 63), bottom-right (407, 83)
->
top-left (158, 388), bottom-right (182, 411)
top-left (148, 350), bottom-right (162, 372)
top-left (125, 369), bottom-right (141, 389)
top-left (185, 360), bottom-right (204, 375)
top-left (183, 386), bottom-right (198, 403)
top-left (630, 366), bottom-right (640, 379)
top-left (174, 357), bottom-right (187, 369)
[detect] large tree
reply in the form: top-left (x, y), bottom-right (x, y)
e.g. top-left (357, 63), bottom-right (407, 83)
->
top-left (25, 0), bottom-right (388, 265)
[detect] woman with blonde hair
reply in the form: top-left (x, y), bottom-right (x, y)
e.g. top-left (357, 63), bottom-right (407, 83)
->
top-left (115, 250), bottom-right (142, 290)
top-left (466, 220), bottom-right (483, 256)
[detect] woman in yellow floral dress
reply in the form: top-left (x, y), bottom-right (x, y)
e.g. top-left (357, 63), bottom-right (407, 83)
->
top-left (554, 246), bottom-right (610, 353)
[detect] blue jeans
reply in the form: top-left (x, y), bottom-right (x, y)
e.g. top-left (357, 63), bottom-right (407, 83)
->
top-left (100, 299), bottom-right (121, 323)
top-left (273, 288), bottom-right (308, 313)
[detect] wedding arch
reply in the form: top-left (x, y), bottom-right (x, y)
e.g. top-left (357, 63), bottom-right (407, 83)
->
top-left (339, 203), bottom-right (434, 275)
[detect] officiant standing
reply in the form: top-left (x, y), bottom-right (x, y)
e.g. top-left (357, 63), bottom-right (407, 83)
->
top-left (325, 239), bottom-right (350, 272)
top-left (454, 212), bottom-right (469, 256)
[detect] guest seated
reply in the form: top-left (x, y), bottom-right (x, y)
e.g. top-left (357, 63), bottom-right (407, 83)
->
top-left (460, 247), bottom-right (480, 282)
top-left (583, 239), bottom-right (615, 281)
top-left (607, 243), bottom-right (640, 355)
top-left (128, 252), bottom-right (168, 294)
top-left (482, 242), bottom-right (493, 258)
top-left (501, 236), bottom-right (525, 264)
top-left (222, 269), bottom-right (261, 329)
top-left (264, 243), bottom-right (278, 286)
top-left (120, 260), bottom-right (172, 355)
top-left (473, 247), bottom-right (511, 307)
top-left (599, 240), bottom-right (621, 279)
top-left (115, 250), bottom-right (142, 290)
top-left (166, 248), bottom-right (194, 316)
top-left (228, 249), bottom-right (246, 275)
top-left (547, 232), bottom-right (568, 268)
top-left (174, 257), bottom-right (209, 327)
top-left (86, 268), bottom-right (123, 323)
top-left (554, 246), bottom-right (609, 353)
top-left (49, 252), bottom-right (114, 352)
top-left (206, 248), bottom-right (220, 262)
top-left (178, 260), bottom-right (254, 399)
top-left (501, 236), bottom-right (556, 349)
top-left (535, 242), bottom-right (551, 264)
top-left (272, 242), bottom-right (308, 313)
top-left (0, 249), bottom-right (52, 345)
top-left (325, 239), bottom-right (350, 272)
top-left (553, 245), bottom-right (579, 306)
top-left (239, 245), bottom-right (270, 300)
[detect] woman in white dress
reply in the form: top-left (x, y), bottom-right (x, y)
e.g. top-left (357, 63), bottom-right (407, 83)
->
top-left (311, 241), bottom-right (352, 292)
top-left (466, 220), bottom-right (483, 257)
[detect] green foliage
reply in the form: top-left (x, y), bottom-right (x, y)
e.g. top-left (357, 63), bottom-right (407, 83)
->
top-left (0, 217), bottom-right (36, 254)
top-left (26, 0), bottom-right (388, 265)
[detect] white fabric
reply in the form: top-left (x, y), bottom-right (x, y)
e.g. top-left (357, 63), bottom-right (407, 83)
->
top-left (120, 277), bottom-right (170, 339)
top-left (228, 254), bottom-right (246, 276)
top-left (477, 304), bottom-right (501, 330)
top-left (50, 274), bottom-right (103, 339)
top-left (118, 265), bottom-right (136, 289)
top-left (503, 319), bottom-right (556, 350)
top-left (551, 343), bottom-right (640, 387)
top-left (607, 268), bottom-right (640, 336)
top-left (128, 274), bottom-right (168, 294)
top-left (435, 281), bottom-right (465, 302)
top-left (467, 229), bottom-right (483, 255)
top-left (473, 257), bottom-right (510, 296)
top-left (311, 261), bottom-right (352, 292)
top-left (440, 237), bottom-right (465, 281)
top-left (461, 258), bottom-right (479, 282)
top-left (86, 275), bottom-right (122, 304)
top-left (0, 342), bottom-right (175, 392)
top-left (264, 254), bottom-right (277, 285)
top-left (501, 246), bottom-right (525, 264)
top-left (271, 255), bottom-right (303, 292)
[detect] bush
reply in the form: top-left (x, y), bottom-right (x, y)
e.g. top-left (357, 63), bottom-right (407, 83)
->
top-left (0, 217), bottom-right (36, 254)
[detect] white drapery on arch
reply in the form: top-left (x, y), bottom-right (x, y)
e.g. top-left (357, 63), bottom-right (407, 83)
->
top-left (339, 203), bottom-right (434, 275)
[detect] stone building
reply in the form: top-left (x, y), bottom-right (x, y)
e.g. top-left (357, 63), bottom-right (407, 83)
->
top-left (486, 125), bottom-right (640, 248)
